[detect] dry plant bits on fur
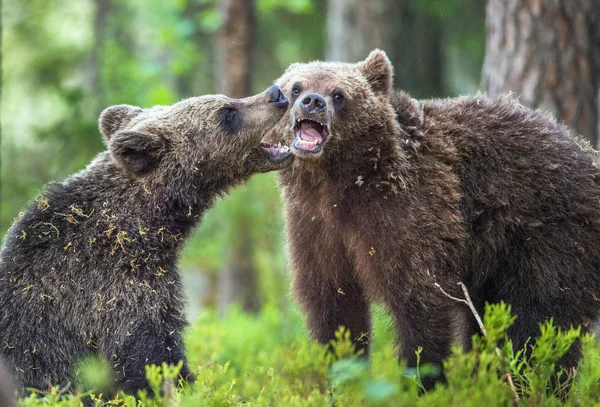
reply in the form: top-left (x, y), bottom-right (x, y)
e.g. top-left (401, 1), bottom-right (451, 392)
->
top-left (262, 49), bottom-right (600, 390)
top-left (0, 85), bottom-right (292, 396)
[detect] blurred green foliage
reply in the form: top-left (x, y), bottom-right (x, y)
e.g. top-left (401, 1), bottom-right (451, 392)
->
top-left (1, 0), bottom-right (483, 240)
top-left (3, 3), bottom-right (596, 406)
top-left (1, 1), bottom-right (484, 309)
top-left (1, 0), bottom-right (487, 319)
top-left (18, 303), bottom-right (600, 406)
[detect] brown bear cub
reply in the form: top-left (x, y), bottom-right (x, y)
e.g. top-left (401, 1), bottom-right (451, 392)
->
top-left (0, 85), bottom-right (291, 395)
top-left (264, 49), bottom-right (600, 387)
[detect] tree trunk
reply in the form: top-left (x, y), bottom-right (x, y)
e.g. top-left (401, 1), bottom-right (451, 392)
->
top-left (175, 1), bottom-right (216, 96)
top-left (482, 0), bottom-right (600, 146)
top-left (326, 0), bottom-right (444, 97)
top-left (83, 0), bottom-right (112, 112)
top-left (217, 224), bottom-right (261, 314)
top-left (216, 0), bottom-right (260, 314)
top-left (327, 0), bottom-right (395, 63)
top-left (217, 0), bottom-right (254, 97)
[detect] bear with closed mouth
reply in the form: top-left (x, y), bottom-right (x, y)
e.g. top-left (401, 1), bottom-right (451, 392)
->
top-left (261, 49), bottom-right (600, 388)
top-left (0, 85), bottom-right (291, 395)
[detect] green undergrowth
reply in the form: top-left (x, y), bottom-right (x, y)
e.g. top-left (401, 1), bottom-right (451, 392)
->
top-left (17, 303), bottom-right (600, 406)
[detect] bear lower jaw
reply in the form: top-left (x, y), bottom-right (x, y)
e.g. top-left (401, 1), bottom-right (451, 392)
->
top-left (292, 137), bottom-right (324, 156)
top-left (259, 142), bottom-right (293, 163)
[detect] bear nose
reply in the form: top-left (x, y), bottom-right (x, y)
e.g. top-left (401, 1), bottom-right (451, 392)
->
top-left (267, 85), bottom-right (288, 108)
top-left (300, 93), bottom-right (326, 114)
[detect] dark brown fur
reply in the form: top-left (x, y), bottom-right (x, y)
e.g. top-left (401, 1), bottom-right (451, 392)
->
top-left (0, 86), bottom-right (290, 395)
top-left (267, 50), bottom-right (600, 387)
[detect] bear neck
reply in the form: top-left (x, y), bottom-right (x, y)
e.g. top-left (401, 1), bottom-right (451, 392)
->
top-left (24, 153), bottom-right (232, 260)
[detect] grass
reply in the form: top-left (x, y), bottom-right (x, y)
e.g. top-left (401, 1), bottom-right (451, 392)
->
top-left (15, 303), bottom-right (600, 406)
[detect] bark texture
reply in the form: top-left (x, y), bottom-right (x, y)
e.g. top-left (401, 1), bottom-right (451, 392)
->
top-left (482, 0), bottom-right (600, 145)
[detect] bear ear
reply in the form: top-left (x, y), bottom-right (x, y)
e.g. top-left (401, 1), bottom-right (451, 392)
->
top-left (99, 104), bottom-right (143, 141)
top-left (357, 49), bottom-right (393, 96)
top-left (109, 130), bottom-right (165, 176)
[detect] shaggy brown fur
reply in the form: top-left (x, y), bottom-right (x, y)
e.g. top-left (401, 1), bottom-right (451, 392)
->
top-left (265, 50), bottom-right (600, 388)
top-left (0, 86), bottom-right (291, 395)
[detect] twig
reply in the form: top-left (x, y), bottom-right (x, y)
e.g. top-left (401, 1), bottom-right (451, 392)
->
top-left (434, 281), bottom-right (487, 336)
top-left (458, 282), bottom-right (487, 337)
top-left (434, 282), bottom-right (486, 336)
top-left (435, 281), bottom-right (520, 405)
top-left (505, 372), bottom-right (519, 404)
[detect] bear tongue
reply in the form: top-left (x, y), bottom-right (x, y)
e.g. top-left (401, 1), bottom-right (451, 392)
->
top-left (298, 122), bottom-right (323, 143)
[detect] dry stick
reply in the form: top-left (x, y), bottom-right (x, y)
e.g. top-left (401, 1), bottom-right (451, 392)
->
top-left (435, 281), bottom-right (520, 405)
top-left (434, 282), bottom-right (486, 336)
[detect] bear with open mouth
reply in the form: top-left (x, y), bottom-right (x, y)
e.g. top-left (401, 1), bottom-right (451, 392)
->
top-left (261, 49), bottom-right (600, 388)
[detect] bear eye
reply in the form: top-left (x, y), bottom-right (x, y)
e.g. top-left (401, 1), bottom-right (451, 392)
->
top-left (292, 85), bottom-right (302, 96)
top-left (219, 107), bottom-right (243, 134)
top-left (333, 92), bottom-right (345, 103)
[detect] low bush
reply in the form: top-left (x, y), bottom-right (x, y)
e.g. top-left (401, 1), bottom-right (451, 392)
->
top-left (17, 303), bottom-right (600, 406)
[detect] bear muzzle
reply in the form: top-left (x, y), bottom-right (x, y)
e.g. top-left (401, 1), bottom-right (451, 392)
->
top-left (267, 85), bottom-right (289, 109)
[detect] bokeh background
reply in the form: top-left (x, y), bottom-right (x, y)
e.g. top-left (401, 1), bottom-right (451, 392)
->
top-left (2, 0), bottom-right (599, 321)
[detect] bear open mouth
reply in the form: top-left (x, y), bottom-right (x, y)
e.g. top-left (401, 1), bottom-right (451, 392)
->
top-left (259, 142), bottom-right (292, 163)
top-left (293, 119), bottom-right (328, 153)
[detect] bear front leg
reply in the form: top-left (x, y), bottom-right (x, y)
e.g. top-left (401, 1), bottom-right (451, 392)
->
top-left (391, 295), bottom-right (456, 390)
top-left (287, 208), bottom-right (371, 356)
top-left (110, 323), bottom-right (191, 394)
top-left (298, 277), bottom-right (372, 357)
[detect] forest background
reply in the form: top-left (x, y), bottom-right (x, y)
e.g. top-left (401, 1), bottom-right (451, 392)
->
top-left (2, 0), bottom-right (599, 323)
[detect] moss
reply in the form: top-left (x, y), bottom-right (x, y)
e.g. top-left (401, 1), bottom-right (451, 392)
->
top-left (156, 267), bottom-right (167, 277)
top-left (54, 212), bottom-right (79, 225)
top-left (35, 197), bottom-right (49, 211)
top-left (116, 231), bottom-right (132, 252)
top-left (105, 223), bottom-right (116, 238)
top-left (69, 204), bottom-right (94, 218)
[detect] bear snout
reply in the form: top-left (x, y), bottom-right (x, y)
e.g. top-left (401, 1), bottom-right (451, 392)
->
top-left (299, 93), bottom-right (326, 114)
top-left (267, 85), bottom-right (288, 108)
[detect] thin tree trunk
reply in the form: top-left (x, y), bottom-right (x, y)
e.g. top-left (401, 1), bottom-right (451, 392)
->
top-left (216, 0), bottom-right (260, 314)
top-left (218, 224), bottom-right (261, 313)
top-left (326, 0), bottom-right (444, 97)
top-left (217, 0), bottom-right (254, 97)
top-left (482, 0), bottom-right (600, 146)
top-left (327, 0), bottom-right (400, 63)
top-left (83, 0), bottom-right (111, 112)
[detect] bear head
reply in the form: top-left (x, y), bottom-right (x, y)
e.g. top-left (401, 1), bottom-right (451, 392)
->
top-left (99, 85), bottom-right (292, 186)
top-left (262, 49), bottom-right (398, 163)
